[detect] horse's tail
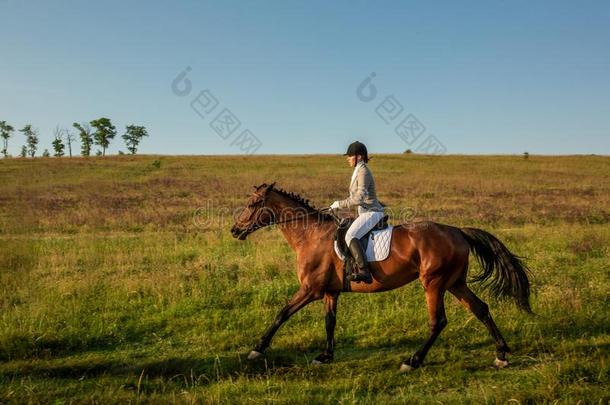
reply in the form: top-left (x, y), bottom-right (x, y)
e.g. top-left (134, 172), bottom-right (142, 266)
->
top-left (459, 227), bottom-right (533, 313)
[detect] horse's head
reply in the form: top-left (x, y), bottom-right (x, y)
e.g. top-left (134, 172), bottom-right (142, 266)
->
top-left (231, 182), bottom-right (277, 240)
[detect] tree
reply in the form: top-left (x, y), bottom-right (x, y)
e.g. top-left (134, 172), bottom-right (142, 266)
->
top-left (90, 117), bottom-right (116, 156)
top-left (64, 128), bottom-right (76, 157)
top-left (122, 125), bottom-right (148, 155)
top-left (52, 127), bottom-right (65, 157)
top-left (19, 125), bottom-right (38, 157)
top-left (73, 122), bottom-right (93, 157)
top-left (42, 149), bottom-right (50, 157)
top-left (0, 121), bottom-right (14, 158)
top-left (20, 145), bottom-right (27, 158)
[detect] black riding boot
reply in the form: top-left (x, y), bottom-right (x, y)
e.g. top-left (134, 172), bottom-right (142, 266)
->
top-left (348, 239), bottom-right (373, 284)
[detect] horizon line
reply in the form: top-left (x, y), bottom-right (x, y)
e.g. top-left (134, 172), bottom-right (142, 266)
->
top-left (2, 152), bottom-right (608, 159)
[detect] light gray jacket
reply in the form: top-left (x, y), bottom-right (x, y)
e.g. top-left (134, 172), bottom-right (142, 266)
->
top-left (336, 162), bottom-right (384, 213)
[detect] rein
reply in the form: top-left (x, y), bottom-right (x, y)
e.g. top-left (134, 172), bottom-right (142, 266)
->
top-left (270, 209), bottom-right (333, 226)
top-left (239, 189), bottom-right (340, 236)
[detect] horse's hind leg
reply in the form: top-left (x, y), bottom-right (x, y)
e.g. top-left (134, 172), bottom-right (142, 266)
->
top-left (449, 281), bottom-right (511, 368)
top-left (312, 292), bottom-right (339, 364)
top-left (400, 282), bottom-right (447, 372)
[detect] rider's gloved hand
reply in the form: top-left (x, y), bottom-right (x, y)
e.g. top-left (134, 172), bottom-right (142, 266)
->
top-left (330, 201), bottom-right (340, 210)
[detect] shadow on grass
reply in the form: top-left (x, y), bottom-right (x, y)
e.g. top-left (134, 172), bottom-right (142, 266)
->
top-left (2, 307), bottom-right (607, 381)
top-left (0, 315), bottom-right (170, 362)
top-left (0, 338), bottom-right (513, 383)
top-left (0, 348), bottom-right (321, 384)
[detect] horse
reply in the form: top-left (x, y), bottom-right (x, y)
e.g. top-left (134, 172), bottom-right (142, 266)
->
top-left (230, 182), bottom-right (532, 372)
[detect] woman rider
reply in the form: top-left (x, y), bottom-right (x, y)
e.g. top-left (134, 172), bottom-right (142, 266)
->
top-left (329, 141), bottom-right (385, 284)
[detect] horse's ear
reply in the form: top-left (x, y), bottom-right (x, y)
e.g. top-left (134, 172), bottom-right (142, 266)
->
top-left (267, 182), bottom-right (276, 191)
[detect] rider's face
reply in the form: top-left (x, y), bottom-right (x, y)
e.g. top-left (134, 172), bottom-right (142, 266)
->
top-left (347, 155), bottom-right (358, 167)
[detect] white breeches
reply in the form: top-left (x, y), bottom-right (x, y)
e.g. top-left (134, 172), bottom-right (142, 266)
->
top-left (345, 210), bottom-right (385, 245)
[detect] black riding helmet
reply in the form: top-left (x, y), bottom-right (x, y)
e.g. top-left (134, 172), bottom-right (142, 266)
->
top-left (344, 141), bottom-right (369, 162)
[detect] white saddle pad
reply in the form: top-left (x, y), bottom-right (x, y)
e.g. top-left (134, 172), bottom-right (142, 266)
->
top-left (334, 226), bottom-right (394, 262)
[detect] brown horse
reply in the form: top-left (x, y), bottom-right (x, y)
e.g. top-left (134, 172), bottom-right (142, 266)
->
top-left (230, 183), bottom-right (532, 371)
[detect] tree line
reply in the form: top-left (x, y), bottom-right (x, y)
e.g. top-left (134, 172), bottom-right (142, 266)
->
top-left (0, 118), bottom-right (148, 158)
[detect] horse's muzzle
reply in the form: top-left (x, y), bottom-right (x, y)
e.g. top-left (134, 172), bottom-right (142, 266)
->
top-left (230, 225), bottom-right (248, 240)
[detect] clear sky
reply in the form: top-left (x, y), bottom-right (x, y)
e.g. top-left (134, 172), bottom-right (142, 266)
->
top-left (1, 0), bottom-right (609, 156)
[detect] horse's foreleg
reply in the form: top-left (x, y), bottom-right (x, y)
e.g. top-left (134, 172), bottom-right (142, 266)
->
top-left (248, 287), bottom-right (319, 359)
top-left (313, 292), bottom-right (339, 364)
top-left (400, 283), bottom-right (447, 372)
top-left (449, 281), bottom-right (511, 368)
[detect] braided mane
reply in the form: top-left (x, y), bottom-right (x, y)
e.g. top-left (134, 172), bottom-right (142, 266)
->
top-left (272, 186), bottom-right (334, 220)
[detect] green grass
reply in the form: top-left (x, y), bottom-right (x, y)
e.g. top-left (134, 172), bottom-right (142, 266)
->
top-left (0, 154), bottom-right (608, 403)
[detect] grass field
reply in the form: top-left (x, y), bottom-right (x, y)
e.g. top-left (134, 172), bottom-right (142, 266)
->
top-left (0, 154), bottom-right (608, 403)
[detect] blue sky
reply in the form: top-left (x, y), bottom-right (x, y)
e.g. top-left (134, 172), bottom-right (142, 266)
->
top-left (1, 0), bottom-right (609, 156)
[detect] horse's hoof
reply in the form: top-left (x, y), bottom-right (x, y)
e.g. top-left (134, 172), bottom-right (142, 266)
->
top-left (399, 363), bottom-right (415, 373)
top-left (493, 358), bottom-right (509, 368)
top-left (312, 353), bottom-right (333, 365)
top-left (247, 350), bottom-right (263, 360)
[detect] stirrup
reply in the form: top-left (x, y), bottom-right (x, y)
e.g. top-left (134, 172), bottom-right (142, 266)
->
top-left (350, 269), bottom-right (373, 284)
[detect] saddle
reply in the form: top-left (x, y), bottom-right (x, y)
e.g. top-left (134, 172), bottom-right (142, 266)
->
top-left (334, 214), bottom-right (389, 289)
